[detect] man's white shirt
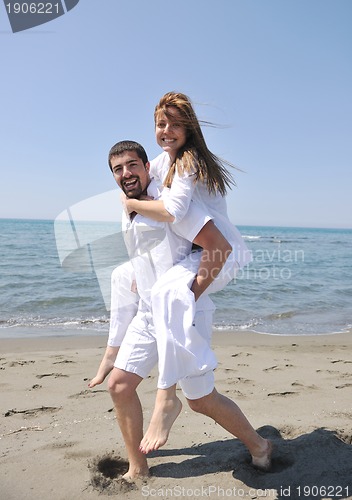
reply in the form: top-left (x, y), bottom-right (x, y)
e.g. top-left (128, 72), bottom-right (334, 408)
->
top-left (122, 178), bottom-right (211, 307)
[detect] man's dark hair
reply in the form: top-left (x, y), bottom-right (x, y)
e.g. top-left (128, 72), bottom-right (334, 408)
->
top-left (108, 140), bottom-right (149, 171)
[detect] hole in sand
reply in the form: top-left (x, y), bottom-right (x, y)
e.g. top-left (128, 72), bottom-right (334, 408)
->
top-left (245, 455), bottom-right (294, 474)
top-left (88, 454), bottom-right (135, 494)
top-left (97, 456), bottom-right (128, 479)
top-left (270, 456), bottom-right (295, 473)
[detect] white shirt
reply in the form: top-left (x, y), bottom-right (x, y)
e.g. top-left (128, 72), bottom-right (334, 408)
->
top-left (122, 178), bottom-right (211, 306)
top-left (150, 152), bottom-right (252, 268)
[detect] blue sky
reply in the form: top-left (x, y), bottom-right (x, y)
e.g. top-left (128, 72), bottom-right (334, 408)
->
top-left (1, 0), bottom-right (351, 228)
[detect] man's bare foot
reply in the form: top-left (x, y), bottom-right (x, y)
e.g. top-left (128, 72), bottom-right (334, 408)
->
top-left (251, 439), bottom-right (273, 471)
top-left (122, 466), bottom-right (150, 481)
top-left (139, 396), bottom-right (182, 454)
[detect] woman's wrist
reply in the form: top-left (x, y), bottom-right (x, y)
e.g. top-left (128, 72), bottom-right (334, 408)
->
top-left (126, 198), bottom-right (138, 214)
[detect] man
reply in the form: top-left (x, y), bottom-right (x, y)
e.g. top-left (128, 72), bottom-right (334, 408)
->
top-left (90, 141), bottom-right (272, 480)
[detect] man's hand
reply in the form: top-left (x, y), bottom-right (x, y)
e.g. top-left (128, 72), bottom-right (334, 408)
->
top-left (191, 221), bottom-right (232, 300)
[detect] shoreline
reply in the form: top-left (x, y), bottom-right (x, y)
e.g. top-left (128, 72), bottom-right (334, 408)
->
top-left (0, 326), bottom-right (352, 350)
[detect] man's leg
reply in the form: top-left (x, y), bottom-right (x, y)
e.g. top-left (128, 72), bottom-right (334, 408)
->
top-left (179, 309), bottom-right (272, 471)
top-left (108, 368), bottom-right (149, 479)
top-left (186, 389), bottom-right (272, 470)
top-left (110, 306), bottom-right (158, 478)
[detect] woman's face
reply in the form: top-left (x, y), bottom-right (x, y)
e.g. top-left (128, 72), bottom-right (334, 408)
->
top-left (155, 107), bottom-right (188, 160)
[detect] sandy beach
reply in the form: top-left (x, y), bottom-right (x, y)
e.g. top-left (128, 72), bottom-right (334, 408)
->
top-left (1, 330), bottom-right (352, 500)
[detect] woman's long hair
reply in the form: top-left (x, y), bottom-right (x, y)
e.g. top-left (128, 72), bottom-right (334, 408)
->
top-left (155, 92), bottom-right (236, 196)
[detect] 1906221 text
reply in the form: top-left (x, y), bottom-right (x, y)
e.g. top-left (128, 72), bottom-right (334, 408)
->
top-left (5, 3), bottom-right (60, 14)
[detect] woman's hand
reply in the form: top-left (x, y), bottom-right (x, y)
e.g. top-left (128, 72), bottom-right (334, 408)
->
top-left (138, 194), bottom-right (154, 201)
top-left (120, 195), bottom-right (173, 222)
top-left (121, 193), bottom-right (154, 219)
top-left (120, 193), bottom-right (154, 216)
top-left (120, 192), bottom-right (136, 216)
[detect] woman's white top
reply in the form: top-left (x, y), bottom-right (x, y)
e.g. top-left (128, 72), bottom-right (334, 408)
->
top-left (150, 152), bottom-right (252, 269)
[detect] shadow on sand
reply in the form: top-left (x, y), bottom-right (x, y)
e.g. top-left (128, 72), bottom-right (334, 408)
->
top-left (149, 426), bottom-right (352, 500)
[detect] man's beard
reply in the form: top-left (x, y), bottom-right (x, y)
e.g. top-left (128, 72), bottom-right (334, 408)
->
top-left (122, 177), bottom-right (144, 198)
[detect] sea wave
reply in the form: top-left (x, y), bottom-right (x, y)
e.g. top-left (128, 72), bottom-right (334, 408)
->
top-left (242, 235), bottom-right (261, 241)
top-left (0, 316), bottom-right (109, 330)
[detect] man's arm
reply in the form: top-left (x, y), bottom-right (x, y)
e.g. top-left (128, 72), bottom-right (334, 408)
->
top-left (191, 221), bottom-right (232, 301)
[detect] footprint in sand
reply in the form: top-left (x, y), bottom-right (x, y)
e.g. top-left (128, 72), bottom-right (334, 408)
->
top-left (5, 406), bottom-right (61, 417)
top-left (335, 383), bottom-right (352, 389)
top-left (316, 369), bottom-right (340, 374)
top-left (42, 441), bottom-right (78, 450)
top-left (68, 389), bottom-right (106, 399)
top-left (231, 352), bottom-right (253, 358)
top-left (36, 373), bottom-right (69, 379)
top-left (291, 382), bottom-right (318, 390)
top-left (29, 384), bottom-right (42, 390)
top-left (264, 364), bottom-right (294, 372)
top-left (267, 391), bottom-right (297, 397)
top-left (8, 360), bottom-right (35, 367)
top-left (224, 388), bottom-right (245, 397)
top-left (53, 360), bottom-right (75, 365)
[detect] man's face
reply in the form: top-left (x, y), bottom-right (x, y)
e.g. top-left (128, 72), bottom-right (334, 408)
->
top-left (111, 150), bottom-right (150, 198)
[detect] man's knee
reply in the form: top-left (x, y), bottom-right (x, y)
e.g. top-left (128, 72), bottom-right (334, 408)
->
top-left (186, 391), bottom-right (214, 415)
top-left (108, 368), bottom-right (140, 400)
top-left (186, 388), bottom-right (218, 414)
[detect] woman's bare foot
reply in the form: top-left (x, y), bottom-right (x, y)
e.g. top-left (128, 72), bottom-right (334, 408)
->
top-left (88, 372), bottom-right (106, 388)
top-left (88, 363), bottom-right (112, 388)
top-left (251, 439), bottom-right (273, 471)
top-left (139, 394), bottom-right (182, 454)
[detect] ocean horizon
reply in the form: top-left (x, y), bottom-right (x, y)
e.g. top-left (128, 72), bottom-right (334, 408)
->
top-left (1, 218), bottom-right (351, 339)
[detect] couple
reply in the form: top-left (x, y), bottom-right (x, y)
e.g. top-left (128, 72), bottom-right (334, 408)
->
top-left (89, 92), bottom-right (272, 480)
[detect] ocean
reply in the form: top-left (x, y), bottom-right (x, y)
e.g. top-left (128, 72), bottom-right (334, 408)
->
top-left (0, 218), bottom-right (351, 339)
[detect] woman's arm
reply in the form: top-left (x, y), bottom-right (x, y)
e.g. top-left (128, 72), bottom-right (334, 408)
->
top-left (124, 168), bottom-right (197, 223)
top-left (124, 198), bottom-right (175, 222)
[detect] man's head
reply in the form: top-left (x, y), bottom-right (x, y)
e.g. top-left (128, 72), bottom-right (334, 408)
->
top-left (108, 140), bottom-right (150, 198)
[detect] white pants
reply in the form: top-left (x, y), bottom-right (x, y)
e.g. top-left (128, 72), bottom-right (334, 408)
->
top-left (108, 250), bottom-right (237, 388)
top-left (151, 250), bottom-right (237, 388)
top-left (115, 300), bottom-right (216, 400)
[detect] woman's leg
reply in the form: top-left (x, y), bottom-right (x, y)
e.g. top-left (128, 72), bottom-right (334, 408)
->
top-left (107, 261), bottom-right (139, 347)
top-left (141, 270), bottom-right (217, 453)
top-left (89, 262), bottom-right (138, 388)
top-left (140, 250), bottom-right (237, 452)
top-left (139, 384), bottom-right (182, 454)
top-left (152, 252), bottom-right (219, 388)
